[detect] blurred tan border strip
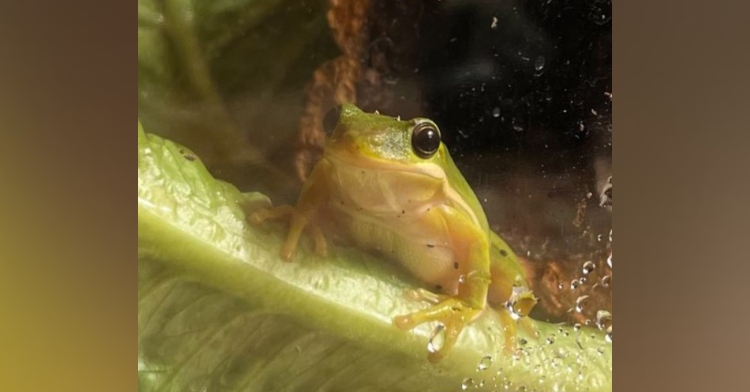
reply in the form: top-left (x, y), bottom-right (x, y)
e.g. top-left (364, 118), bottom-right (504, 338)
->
top-left (0, 0), bottom-right (136, 391)
top-left (616, 0), bottom-right (750, 391)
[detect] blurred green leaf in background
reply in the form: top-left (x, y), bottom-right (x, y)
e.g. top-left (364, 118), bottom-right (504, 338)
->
top-left (138, 0), bottom-right (337, 195)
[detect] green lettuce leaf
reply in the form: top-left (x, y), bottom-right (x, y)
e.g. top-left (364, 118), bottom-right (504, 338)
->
top-left (138, 121), bottom-right (612, 392)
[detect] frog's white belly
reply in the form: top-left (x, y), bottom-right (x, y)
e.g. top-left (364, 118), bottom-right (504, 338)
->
top-left (326, 161), bottom-right (463, 294)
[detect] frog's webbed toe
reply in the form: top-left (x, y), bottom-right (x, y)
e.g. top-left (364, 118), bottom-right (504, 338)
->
top-left (247, 205), bottom-right (328, 260)
top-left (393, 298), bottom-right (483, 363)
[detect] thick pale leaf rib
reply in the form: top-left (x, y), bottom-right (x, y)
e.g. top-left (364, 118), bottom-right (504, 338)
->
top-left (138, 122), bottom-right (612, 392)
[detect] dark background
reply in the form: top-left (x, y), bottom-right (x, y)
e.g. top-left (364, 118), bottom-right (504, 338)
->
top-left (356, 0), bottom-right (614, 325)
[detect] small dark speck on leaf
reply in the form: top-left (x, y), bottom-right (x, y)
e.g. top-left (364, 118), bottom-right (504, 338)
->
top-left (500, 249), bottom-right (508, 257)
top-left (435, 285), bottom-right (443, 291)
top-left (426, 243), bottom-right (435, 248)
top-left (454, 262), bottom-right (459, 269)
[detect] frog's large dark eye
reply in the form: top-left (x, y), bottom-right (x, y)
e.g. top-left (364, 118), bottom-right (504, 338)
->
top-left (412, 121), bottom-right (441, 159)
top-left (323, 105), bottom-right (343, 136)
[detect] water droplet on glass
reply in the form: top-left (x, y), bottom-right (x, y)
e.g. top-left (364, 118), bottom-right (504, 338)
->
top-left (601, 275), bottom-right (611, 288)
top-left (461, 377), bottom-right (474, 390)
top-left (492, 107), bottom-right (501, 117)
top-left (428, 324), bottom-right (446, 353)
top-left (547, 334), bottom-right (556, 344)
top-left (513, 124), bottom-right (524, 132)
top-left (478, 355), bottom-right (493, 371)
top-left (582, 261), bottom-right (596, 275)
top-left (534, 56), bottom-right (545, 71)
top-left (596, 310), bottom-right (612, 331)
top-left (458, 274), bottom-right (466, 283)
top-left (533, 364), bottom-right (541, 374)
top-left (607, 254), bottom-right (613, 269)
top-left (575, 295), bottom-right (590, 313)
top-left (519, 338), bottom-right (528, 346)
top-left (570, 279), bottom-right (581, 290)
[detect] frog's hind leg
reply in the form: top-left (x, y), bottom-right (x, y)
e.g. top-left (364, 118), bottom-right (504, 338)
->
top-left (487, 251), bottom-right (540, 353)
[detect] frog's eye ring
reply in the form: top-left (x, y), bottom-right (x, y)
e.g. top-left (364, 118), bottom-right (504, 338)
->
top-left (323, 105), bottom-right (343, 136)
top-left (412, 121), bottom-right (441, 159)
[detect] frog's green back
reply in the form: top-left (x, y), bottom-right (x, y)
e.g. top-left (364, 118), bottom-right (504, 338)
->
top-left (440, 146), bottom-right (490, 236)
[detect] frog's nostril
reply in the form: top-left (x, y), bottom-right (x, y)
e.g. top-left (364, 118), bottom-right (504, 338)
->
top-left (323, 105), bottom-right (343, 136)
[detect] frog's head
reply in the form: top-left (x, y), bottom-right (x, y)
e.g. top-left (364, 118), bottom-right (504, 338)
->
top-left (322, 104), bottom-right (488, 232)
top-left (322, 103), bottom-right (447, 170)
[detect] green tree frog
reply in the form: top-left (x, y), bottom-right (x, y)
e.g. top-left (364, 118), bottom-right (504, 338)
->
top-left (250, 104), bottom-right (537, 363)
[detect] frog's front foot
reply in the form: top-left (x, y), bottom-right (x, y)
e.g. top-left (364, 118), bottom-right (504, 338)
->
top-left (248, 205), bottom-right (328, 260)
top-left (393, 297), bottom-right (483, 363)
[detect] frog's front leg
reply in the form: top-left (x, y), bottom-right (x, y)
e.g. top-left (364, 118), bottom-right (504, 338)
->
top-left (249, 160), bottom-right (332, 260)
top-left (393, 212), bottom-right (491, 363)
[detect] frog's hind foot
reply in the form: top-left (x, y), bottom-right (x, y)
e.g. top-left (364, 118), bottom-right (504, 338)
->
top-left (248, 205), bottom-right (328, 260)
top-left (493, 299), bottom-right (540, 355)
top-left (393, 298), bottom-right (482, 364)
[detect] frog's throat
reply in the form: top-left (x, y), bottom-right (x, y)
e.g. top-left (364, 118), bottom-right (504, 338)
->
top-left (322, 152), bottom-right (482, 228)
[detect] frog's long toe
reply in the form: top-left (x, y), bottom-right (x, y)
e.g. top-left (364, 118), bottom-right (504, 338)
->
top-left (404, 288), bottom-right (449, 304)
top-left (247, 205), bottom-right (295, 224)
